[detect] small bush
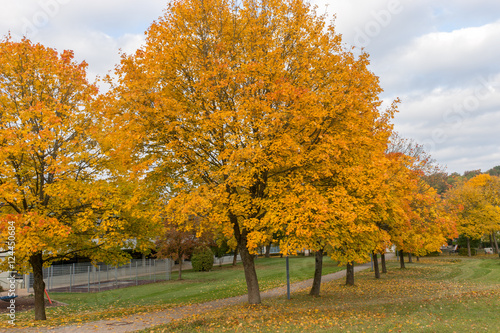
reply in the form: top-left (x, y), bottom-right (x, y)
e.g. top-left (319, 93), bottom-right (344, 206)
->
top-left (191, 246), bottom-right (214, 272)
top-left (458, 248), bottom-right (477, 256)
top-left (425, 251), bottom-right (441, 257)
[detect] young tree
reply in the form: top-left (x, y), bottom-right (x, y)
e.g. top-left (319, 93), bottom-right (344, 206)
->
top-left (0, 38), bottom-right (157, 320)
top-left (155, 224), bottom-right (199, 280)
top-left (104, 0), bottom-right (392, 304)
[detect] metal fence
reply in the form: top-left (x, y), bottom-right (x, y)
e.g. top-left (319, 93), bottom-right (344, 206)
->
top-left (213, 254), bottom-right (241, 266)
top-left (27, 258), bottom-right (172, 293)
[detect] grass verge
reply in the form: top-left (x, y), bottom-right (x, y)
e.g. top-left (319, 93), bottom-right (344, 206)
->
top-left (145, 257), bottom-right (500, 332)
top-left (3, 256), bottom-right (343, 328)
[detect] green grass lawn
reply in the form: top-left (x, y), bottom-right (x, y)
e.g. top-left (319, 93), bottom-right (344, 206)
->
top-left (4, 256), bottom-right (343, 328)
top-left (149, 256), bottom-right (500, 333)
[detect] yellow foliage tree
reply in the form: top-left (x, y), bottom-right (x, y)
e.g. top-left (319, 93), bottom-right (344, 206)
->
top-left (448, 174), bottom-right (500, 256)
top-left (0, 38), bottom-right (157, 320)
top-left (103, 0), bottom-right (397, 304)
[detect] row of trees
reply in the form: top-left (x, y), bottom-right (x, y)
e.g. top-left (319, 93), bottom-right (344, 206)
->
top-left (0, 0), bottom-right (491, 321)
top-left (101, 0), bottom-right (458, 303)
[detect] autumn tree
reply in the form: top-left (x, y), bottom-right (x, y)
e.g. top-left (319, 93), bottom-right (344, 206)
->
top-left (0, 38), bottom-right (157, 320)
top-left (423, 171), bottom-right (451, 195)
top-left (448, 174), bottom-right (500, 256)
top-left (379, 134), bottom-right (456, 269)
top-left (155, 222), bottom-right (200, 280)
top-left (103, 0), bottom-right (395, 304)
top-left (258, 95), bottom-right (395, 292)
top-left (487, 165), bottom-right (500, 177)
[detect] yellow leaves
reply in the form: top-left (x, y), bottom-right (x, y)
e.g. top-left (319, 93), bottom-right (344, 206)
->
top-left (447, 174), bottom-right (500, 239)
top-left (0, 37), bottom-right (161, 278)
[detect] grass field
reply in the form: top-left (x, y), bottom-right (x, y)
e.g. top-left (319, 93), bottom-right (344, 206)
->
top-left (145, 256), bottom-right (500, 333)
top-left (4, 256), bottom-right (343, 328)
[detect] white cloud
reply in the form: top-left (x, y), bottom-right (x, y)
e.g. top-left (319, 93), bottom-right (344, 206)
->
top-left (0, 0), bottom-right (164, 82)
top-left (1, 0), bottom-right (499, 174)
top-left (379, 21), bottom-right (500, 93)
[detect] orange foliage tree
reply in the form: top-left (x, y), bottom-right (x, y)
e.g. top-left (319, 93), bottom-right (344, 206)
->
top-left (103, 0), bottom-right (397, 303)
top-left (0, 38), bottom-right (157, 320)
top-left (384, 136), bottom-right (457, 268)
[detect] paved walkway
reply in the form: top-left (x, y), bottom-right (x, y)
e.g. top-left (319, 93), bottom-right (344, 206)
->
top-left (11, 259), bottom-right (386, 333)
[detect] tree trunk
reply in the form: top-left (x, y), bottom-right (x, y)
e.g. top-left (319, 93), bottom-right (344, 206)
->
top-left (467, 237), bottom-right (471, 257)
top-left (346, 262), bottom-right (355, 286)
top-left (309, 249), bottom-right (323, 296)
top-left (408, 253), bottom-right (413, 263)
top-left (265, 243), bottom-right (271, 258)
top-left (29, 253), bottom-right (46, 320)
top-left (399, 250), bottom-right (405, 269)
top-left (239, 243), bottom-right (261, 304)
top-left (381, 253), bottom-right (387, 274)
top-left (232, 216), bottom-right (261, 304)
top-left (492, 232), bottom-right (499, 254)
top-left (233, 249), bottom-right (238, 266)
top-left (372, 252), bottom-right (380, 279)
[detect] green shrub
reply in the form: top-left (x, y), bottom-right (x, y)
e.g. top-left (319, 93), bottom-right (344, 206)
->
top-left (191, 246), bottom-right (214, 272)
top-left (458, 248), bottom-right (477, 256)
top-left (425, 251), bottom-right (440, 257)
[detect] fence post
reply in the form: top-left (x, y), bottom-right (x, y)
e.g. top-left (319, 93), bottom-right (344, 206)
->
top-left (154, 260), bottom-right (156, 283)
top-left (26, 274), bottom-right (30, 293)
top-left (115, 265), bottom-right (118, 288)
top-left (136, 261), bottom-right (138, 286)
top-left (69, 265), bottom-right (72, 292)
top-left (50, 266), bottom-right (53, 291)
top-left (88, 266), bottom-right (90, 293)
top-left (98, 265), bottom-right (101, 292)
top-left (47, 266), bottom-right (51, 291)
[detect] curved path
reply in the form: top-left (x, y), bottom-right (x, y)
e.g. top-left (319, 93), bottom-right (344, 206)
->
top-left (10, 259), bottom-right (384, 333)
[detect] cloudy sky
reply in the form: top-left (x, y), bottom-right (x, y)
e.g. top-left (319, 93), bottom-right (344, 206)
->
top-left (1, 0), bottom-right (499, 174)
